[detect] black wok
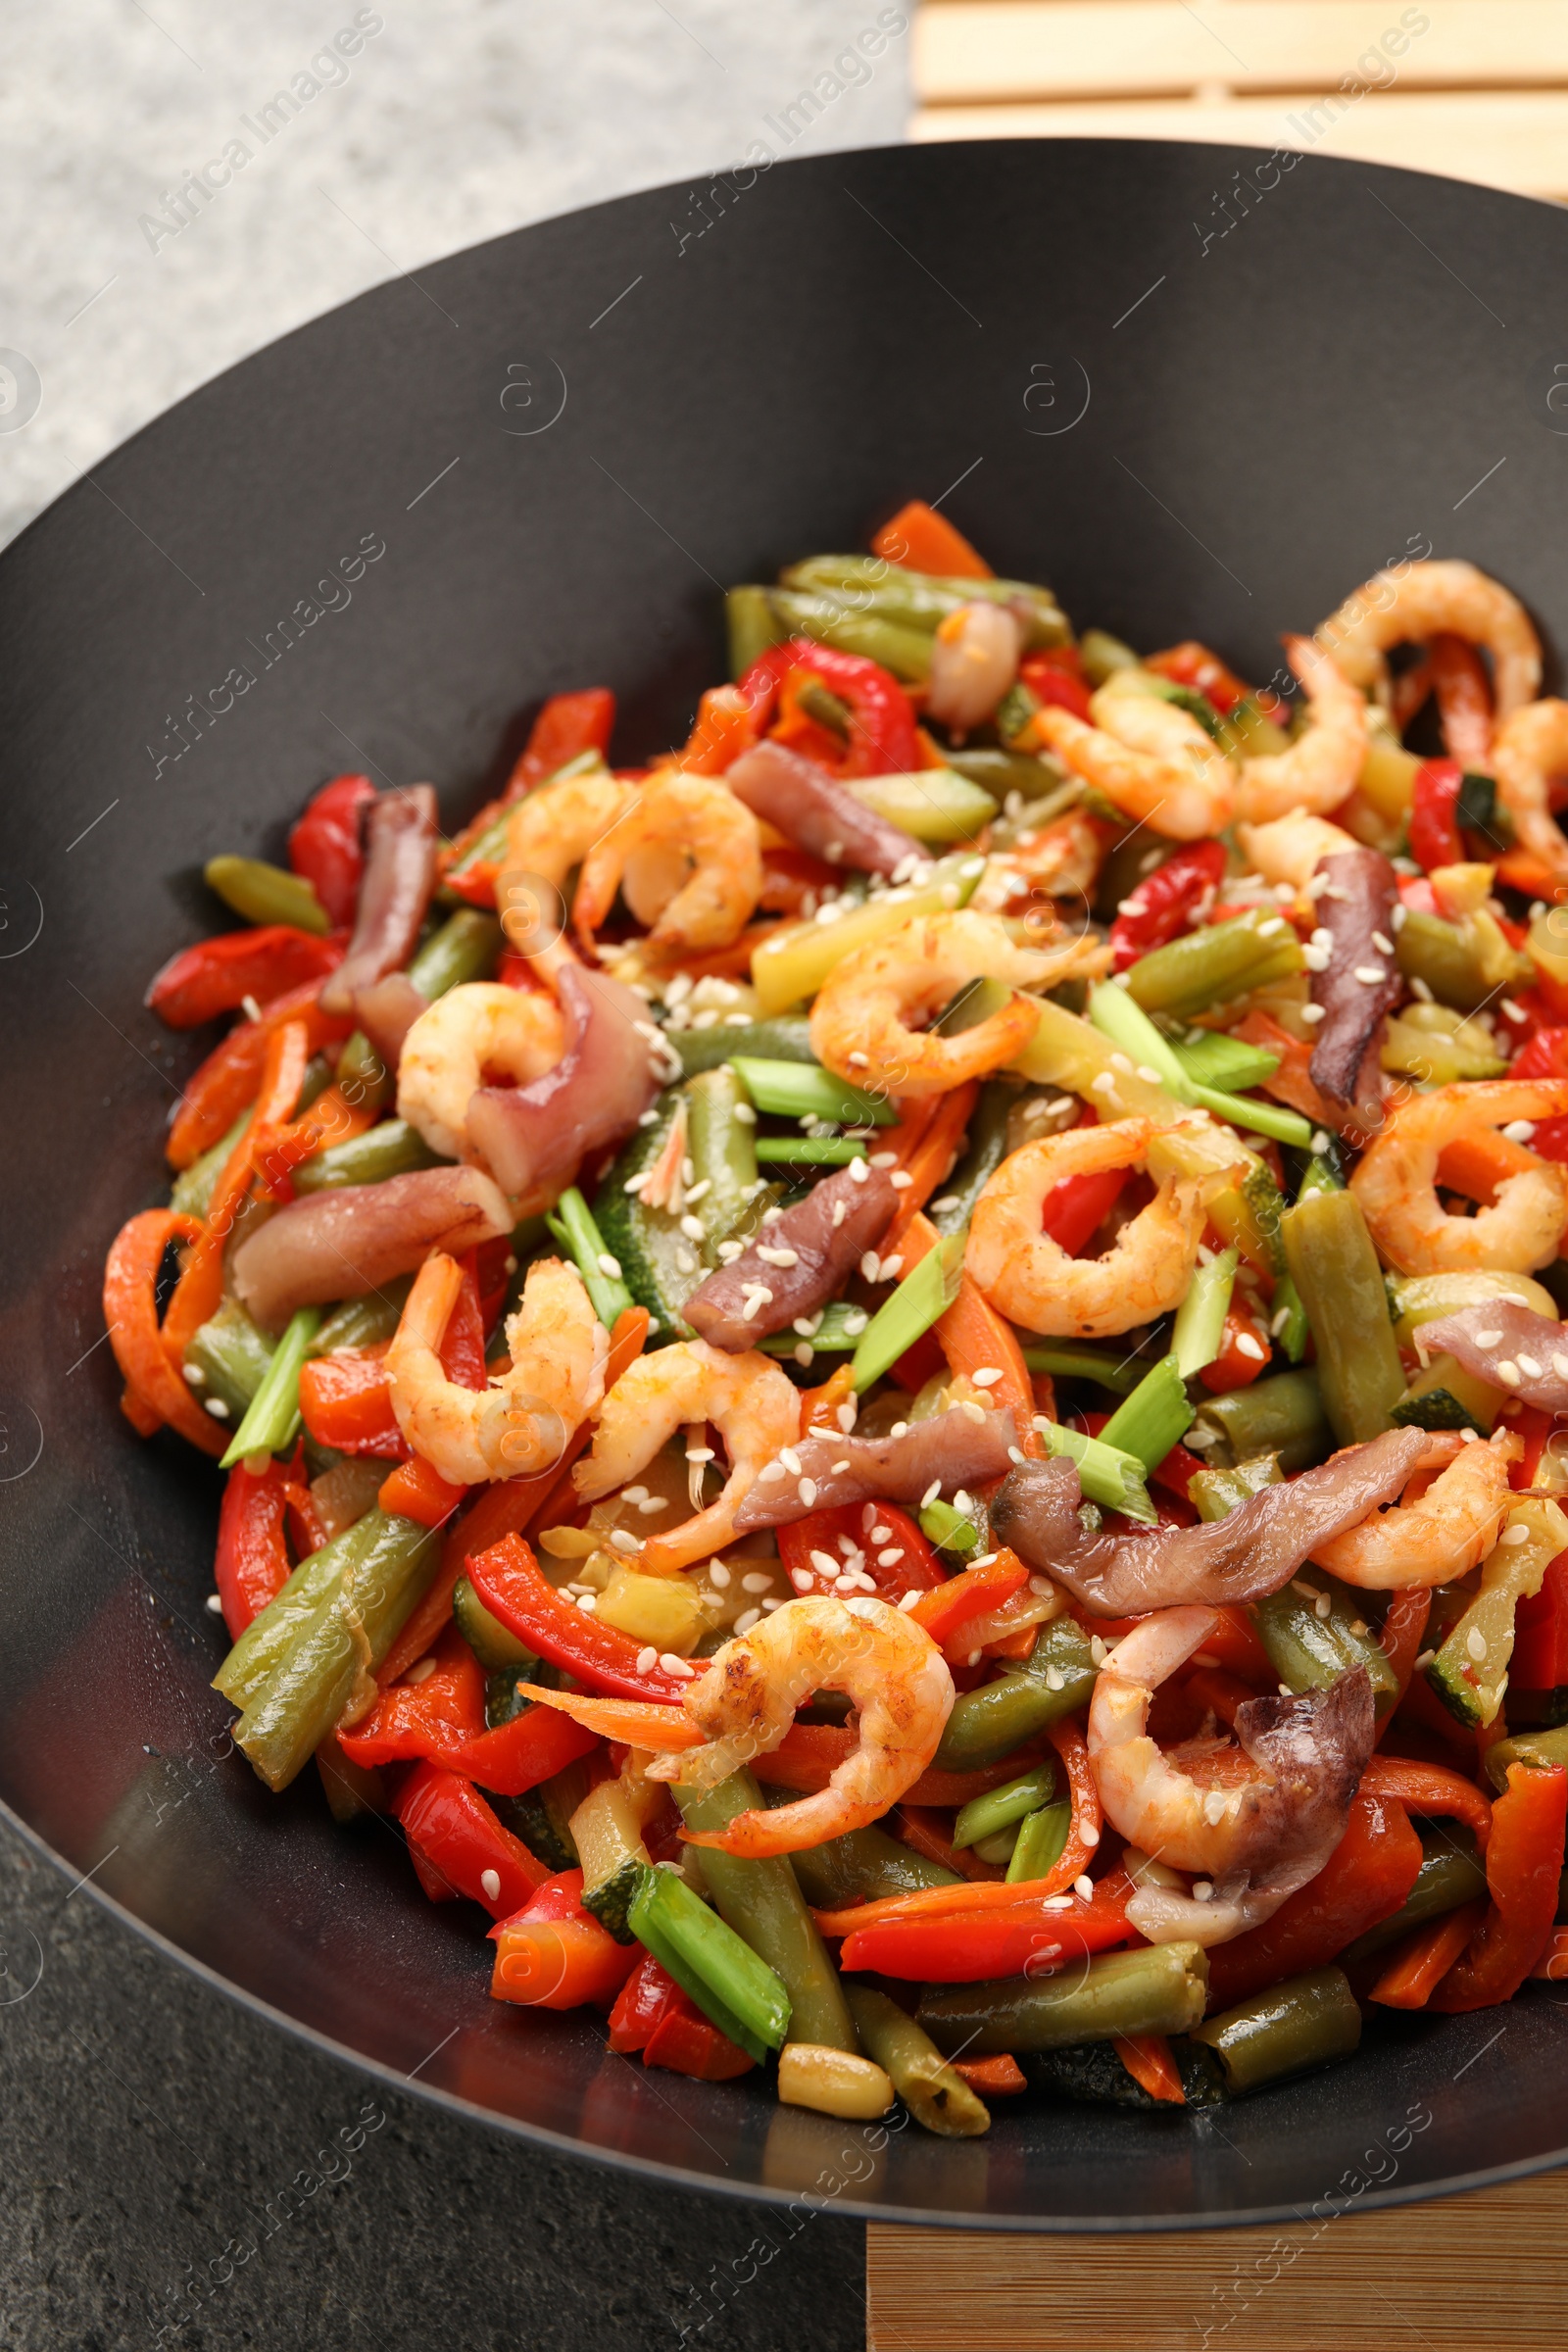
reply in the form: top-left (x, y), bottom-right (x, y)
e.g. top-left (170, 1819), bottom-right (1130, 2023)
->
top-left (2, 138), bottom-right (1566, 2228)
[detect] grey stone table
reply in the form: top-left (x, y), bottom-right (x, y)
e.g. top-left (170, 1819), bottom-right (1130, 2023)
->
top-left (0, 7), bottom-right (906, 2344)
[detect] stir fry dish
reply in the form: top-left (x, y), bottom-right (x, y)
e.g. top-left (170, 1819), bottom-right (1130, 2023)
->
top-left (107, 499), bottom-right (1568, 2131)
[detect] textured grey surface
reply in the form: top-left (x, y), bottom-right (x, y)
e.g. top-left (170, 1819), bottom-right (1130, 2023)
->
top-left (0, 6), bottom-right (904, 2343)
top-left (0, 0), bottom-right (910, 549)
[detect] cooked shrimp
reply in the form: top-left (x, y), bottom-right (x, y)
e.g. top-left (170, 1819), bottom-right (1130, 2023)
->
top-left (925, 601), bottom-right (1022, 735)
top-left (967, 1117), bottom-right (1209, 1339)
top-left (1235, 810), bottom-right (1359, 894)
top-left (1350, 1079), bottom-right (1568, 1274)
top-left (396, 981), bottom-right (564, 1164)
top-left (1034, 695), bottom-right (1237, 841)
top-left (573, 768), bottom-right (762, 954)
top-left (1313, 1430), bottom-right (1521, 1590)
top-left (574, 1338), bottom-right (800, 1570)
top-left (1316, 558), bottom-right (1541, 719)
top-left (658, 1595), bottom-right (954, 1857)
top-left (1001, 808), bottom-right (1102, 904)
top-left (1493, 700), bottom-right (1568, 883)
top-left (499, 760), bottom-right (633, 901)
top-left (808, 908), bottom-right (1110, 1100)
top-left (386, 1252), bottom-right (606, 1485)
top-left (1088, 1607), bottom-right (1375, 1947)
top-left (1235, 635), bottom-right (1368, 824)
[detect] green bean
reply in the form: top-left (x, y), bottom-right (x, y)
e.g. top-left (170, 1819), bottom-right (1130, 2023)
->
top-left (917, 1942), bottom-right (1209, 2056)
top-left (1006, 1802), bottom-right (1071, 1884)
top-left (1124, 908), bottom-right (1303, 1020)
top-left (726, 585), bottom-right (787, 678)
top-left (292, 1118), bottom-right (442, 1194)
top-left (1191, 1367), bottom-right (1329, 1472)
top-left (677, 1772), bottom-right (857, 2053)
top-left (1281, 1188), bottom-right (1404, 1446)
top-left (934, 1619), bottom-right (1098, 1771)
top-left (728, 1056), bottom-right (897, 1128)
top-left (844, 1986), bottom-right (991, 2137)
top-left (546, 1186), bottom-right (634, 1327)
top-left (628, 1862), bottom-right (791, 2063)
top-left (333, 1029), bottom-right (396, 1118)
top-left (670, 1016), bottom-right (816, 1075)
top-left (953, 1764), bottom-right (1056, 1851)
top-left (204, 854), bottom-right (327, 935)
top-left (970, 1827), bottom-right (1019, 1867)
top-left (780, 557), bottom-right (1068, 647)
top-left (183, 1300), bottom-right (273, 1426)
top-left (927, 1079), bottom-right (1015, 1239)
top-left (946, 746), bottom-right (1067, 803)
top-left (171, 1108), bottom-right (252, 1219)
top-left (220, 1306), bottom-right (320, 1469)
top-left (1250, 1569), bottom-right (1399, 1713)
top-left (790, 1826), bottom-right (959, 1910)
top-left (1270, 1272), bottom-right (1311, 1365)
top-left (1036, 1421), bottom-right (1155, 1523)
top-left (407, 907), bottom-right (504, 998)
top-left (214, 1528), bottom-right (365, 1706)
top-left (232, 1512), bottom-right (441, 1789)
top-left (755, 1138), bottom-right (868, 1167)
top-left (1019, 1344), bottom-right (1144, 1396)
top-left (1341, 1829), bottom-right (1487, 1966)
top-left (1079, 628), bottom-right (1141, 685)
top-left (850, 1232), bottom-right (963, 1393)
top-left (1298, 1138), bottom-right (1348, 1199)
top-left (685, 1065), bottom-right (758, 1258)
top-left (1190, 1967), bottom-right (1360, 2096)
top-left (795, 678), bottom-right (852, 737)
top-left (1189, 1452), bottom-right (1282, 1523)
top-left (313, 1278), bottom-right (414, 1355)
top-left (767, 589), bottom-right (934, 682)
top-left (1100, 1354), bottom-right (1195, 1473)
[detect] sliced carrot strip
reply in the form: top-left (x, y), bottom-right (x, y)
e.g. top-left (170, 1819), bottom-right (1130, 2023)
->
top-left (1361, 1755), bottom-right (1492, 1852)
top-left (872, 500), bottom-right (993, 580)
top-left (520, 1686), bottom-right (708, 1748)
top-left (1113, 2033), bottom-right (1185, 2105)
top-left (1370, 1899), bottom-right (1488, 2009)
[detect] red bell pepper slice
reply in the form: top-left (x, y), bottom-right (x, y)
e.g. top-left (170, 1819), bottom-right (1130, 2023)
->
top-left (466, 1533), bottom-right (694, 1702)
top-left (642, 1987), bottom-right (756, 2080)
top-left (776, 1499), bottom-right (944, 1602)
top-left (1369, 1898), bottom-right (1488, 2010)
top-left (1506, 1027), bottom-right (1568, 1163)
top-left (215, 1453), bottom-right (296, 1639)
top-left (1198, 1300), bottom-right (1273, 1395)
top-left (1429, 1761), bottom-right (1567, 2011)
top-left (446, 1702), bottom-right (601, 1798)
top-left (396, 1761), bottom-right (551, 1915)
top-left (299, 1342), bottom-right (408, 1458)
top-left (608, 1948), bottom-right (681, 2051)
top-left (1113, 2033), bottom-right (1186, 2104)
top-left (1360, 1755), bottom-right (1492, 1850)
top-left (1408, 759), bottom-right (1466, 874)
top-left (1041, 1166), bottom-right (1127, 1254)
top-left (1109, 840), bottom-right (1227, 971)
top-left (378, 1454), bottom-right (468, 1528)
top-left (489, 1867), bottom-right (638, 2010)
top-left (838, 1880), bottom-right (1131, 1982)
top-left (338, 1627), bottom-right (487, 1768)
top-left (146, 925), bottom-right (346, 1030)
top-left (1513, 1546), bottom-right (1568, 1692)
top-left (1204, 1789), bottom-right (1423, 2011)
top-left (952, 2053), bottom-right (1028, 2097)
top-left (166, 977), bottom-right (352, 1170)
top-left (739, 639), bottom-right (918, 778)
top-left (906, 1552), bottom-right (1029, 1648)
top-left (1019, 653), bottom-right (1093, 721)
top-left (287, 773), bottom-right (376, 929)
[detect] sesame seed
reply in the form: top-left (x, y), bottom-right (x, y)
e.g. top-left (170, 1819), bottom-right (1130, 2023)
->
top-left (859, 1253), bottom-right (881, 1283)
top-left (1203, 1790), bottom-right (1227, 1825)
top-left (920, 1479), bottom-right (941, 1509)
top-left (1090, 1071), bottom-right (1118, 1096)
top-left (1353, 964), bottom-right (1386, 986)
top-left (756, 1246), bottom-right (799, 1268)
top-left (1497, 1361), bottom-right (1523, 1386)
top-left (733, 1101), bottom-right (757, 1123)
top-left (798, 1478), bottom-right (817, 1506)
top-left (679, 1214), bottom-right (706, 1242)
top-left (638, 1496), bottom-right (668, 1514)
top-left (890, 1170), bottom-right (913, 1190)
top-left (609, 1530), bottom-right (642, 1554)
top-left (1074, 1875), bottom-right (1095, 1899)
top-left (1467, 1628), bottom-right (1488, 1661)
top-left (1503, 1120), bottom-right (1537, 1145)
top-left (971, 1367), bottom-right (1004, 1388)
top-left (1137, 1065), bottom-right (1164, 1085)
top-left (205, 1592), bottom-right (223, 1614)
top-left (780, 1446), bottom-right (803, 1475)
top-left (959, 1398), bottom-right (986, 1424)
top-left (897, 1589), bottom-right (921, 1613)
top-left (675, 1247), bottom-right (698, 1275)
top-left (203, 1397), bottom-right (230, 1419)
top-left (740, 1286), bottom-right (774, 1320)
top-left (831, 1200), bottom-right (848, 1227)
top-left (794, 1344), bottom-right (813, 1367)
top-left (848, 1051), bottom-right (869, 1067)
top-left (849, 1157), bottom-right (869, 1184)
top-left (598, 1251), bottom-right (622, 1279)
top-left (1474, 1329), bottom-right (1503, 1348)
top-left (1300, 1003), bottom-right (1326, 1023)
top-left (1503, 1523), bottom-right (1531, 1545)
top-left (684, 1178), bottom-right (711, 1204)
top-left (830, 1458), bottom-right (852, 1474)
top-left (789, 1566), bottom-right (814, 1592)
top-left (844, 1310), bottom-right (869, 1336)
top-left (1007, 1446), bottom-right (1025, 1465)
top-left (661, 1653), bottom-right (696, 1679)
top-left (741, 1571), bottom-right (773, 1593)
top-left (881, 1256), bottom-right (904, 1281)
top-left (183, 1363), bottom-right (205, 1387)
top-left (481, 1869), bottom-right (502, 1902)
top-left (1371, 931), bottom-right (1394, 955)
top-left (733, 1608), bottom-right (760, 1635)
top-left (1313, 1592), bottom-right (1333, 1620)
top-left (1517, 1355), bottom-right (1544, 1380)
top-left (1192, 1881), bottom-right (1214, 1902)
top-left (1044, 1664), bottom-right (1065, 1690)
top-left (1553, 1355), bottom-right (1568, 1380)
top-left (575, 1592), bottom-right (598, 1612)
top-left (890, 1421), bottom-right (908, 1439)
top-left (688, 1445), bottom-right (715, 1464)
top-left (837, 1401), bottom-right (857, 1432)
top-left (809, 1549), bottom-right (839, 1577)
top-left (1080, 1823), bottom-right (1100, 1847)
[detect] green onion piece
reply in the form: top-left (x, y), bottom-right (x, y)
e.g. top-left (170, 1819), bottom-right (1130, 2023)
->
top-left (170, 1106), bottom-right (253, 1218)
top-left (1186, 1080), bottom-right (1314, 1149)
top-left (1006, 1801), bottom-right (1072, 1885)
top-left (220, 1306), bottom-right (321, 1469)
top-left (1099, 1353), bottom-right (1194, 1474)
top-left (919, 1498), bottom-right (983, 1557)
top-left (546, 1186), bottom-right (634, 1328)
top-left (627, 1863), bottom-right (791, 2065)
top-left (728, 1056), bottom-right (899, 1128)
top-left (850, 1232), bottom-right (964, 1394)
top-left (1172, 1247), bottom-right (1239, 1378)
top-left (1270, 1271), bottom-right (1311, 1364)
top-left (759, 1300), bottom-right (869, 1359)
top-left (203, 855), bottom-right (328, 935)
top-left (1019, 1345), bottom-right (1146, 1396)
top-left (753, 1138), bottom-right (869, 1164)
top-left (1172, 1031), bottom-right (1281, 1093)
top-left (1036, 1420), bottom-right (1156, 1524)
top-left (1087, 982), bottom-right (1190, 1096)
top-left (952, 1765), bottom-right (1056, 1851)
